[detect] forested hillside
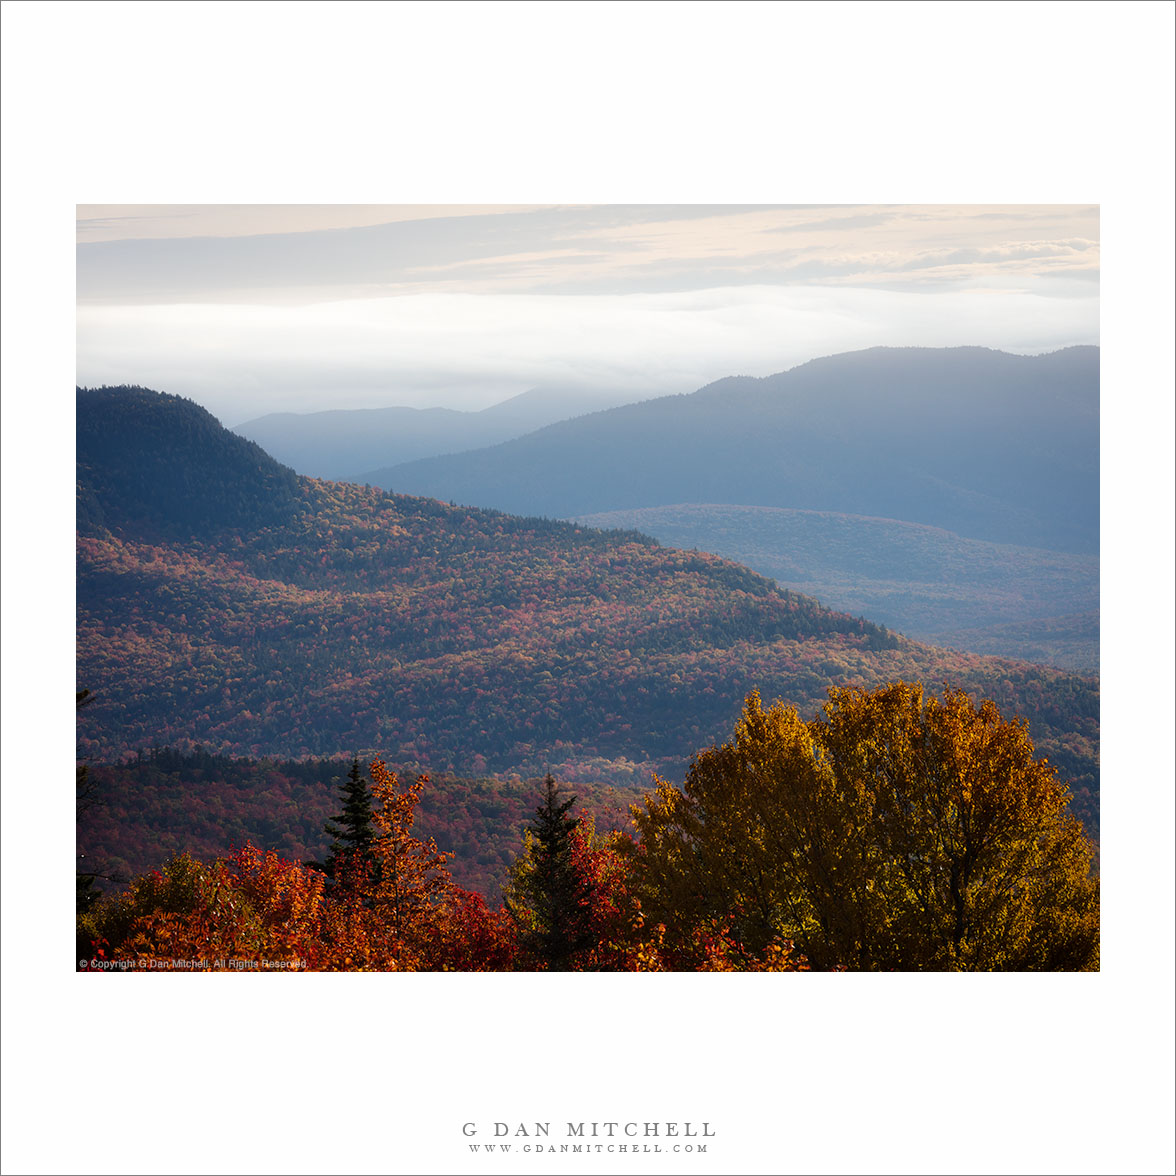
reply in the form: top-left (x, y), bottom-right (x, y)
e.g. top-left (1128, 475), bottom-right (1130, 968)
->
top-left (573, 504), bottom-right (1100, 671)
top-left (77, 385), bottom-right (1099, 840)
top-left (77, 384), bottom-right (305, 539)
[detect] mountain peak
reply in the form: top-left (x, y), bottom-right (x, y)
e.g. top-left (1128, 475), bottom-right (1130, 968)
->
top-left (77, 385), bottom-right (304, 539)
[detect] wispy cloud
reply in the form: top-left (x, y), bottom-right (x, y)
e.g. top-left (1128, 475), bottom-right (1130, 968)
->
top-left (75, 204), bottom-right (560, 243)
top-left (77, 204), bottom-right (1100, 303)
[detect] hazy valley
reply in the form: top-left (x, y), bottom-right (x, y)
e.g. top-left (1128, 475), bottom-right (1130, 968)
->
top-left (572, 503), bottom-right (1099, 671)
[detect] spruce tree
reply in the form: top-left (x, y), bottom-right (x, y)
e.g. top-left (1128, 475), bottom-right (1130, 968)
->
top-left (322, 759), bottom-right (376, 879)
top-left (505, 774), bottom-right (594, 969)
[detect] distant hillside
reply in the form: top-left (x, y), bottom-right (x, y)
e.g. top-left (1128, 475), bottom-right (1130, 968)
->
top-left (367, 347), bottom-right (1099, 554)
top-left (573, 504), bottom-right (1099, 672)
top-left (921, 611), bottom-right (1101, 672)
top-left (234, 385), bottom-right (652, 480)
top-left (78, 386), bottom-right (1099, 846)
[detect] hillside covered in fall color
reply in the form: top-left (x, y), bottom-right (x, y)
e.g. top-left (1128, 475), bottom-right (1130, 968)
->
top-left (572, 503), bottom-right (1099, 672)
top-left (79, 748), bottom-right (632, 903)
top-left (78, 386), bottom-right (1096, 774)
top-left (77, 385), bottom-right (1099, 895)
top-left (364, 347), bottom-right (1098, 667)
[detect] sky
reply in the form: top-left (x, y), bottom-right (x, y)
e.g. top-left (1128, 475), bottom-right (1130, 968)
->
top-left (76, 203), bottom-right (1100, 424)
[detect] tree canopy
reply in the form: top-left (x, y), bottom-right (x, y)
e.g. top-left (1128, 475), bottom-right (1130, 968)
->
top-left (626, 683), bottom-right (1099, 971)
top-left (78, 683), bottom-right (1097, 972)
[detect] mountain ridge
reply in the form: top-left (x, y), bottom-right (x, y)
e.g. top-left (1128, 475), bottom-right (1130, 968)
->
top-left (364, 345), bottom-right (1098, 554)
top-left (77, 385), bottom-right (305, 540)
top-left (233, 384), bottom-right (657, 480)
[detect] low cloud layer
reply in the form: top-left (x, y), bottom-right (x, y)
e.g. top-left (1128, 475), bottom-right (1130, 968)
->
top-left (77, 283), bottom-right (1100, 425)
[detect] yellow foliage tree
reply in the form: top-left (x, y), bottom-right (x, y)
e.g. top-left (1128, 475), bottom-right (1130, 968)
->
top-left (627, 683), bottom-right (1099, 971)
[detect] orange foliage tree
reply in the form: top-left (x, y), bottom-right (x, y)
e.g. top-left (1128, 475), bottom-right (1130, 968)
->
top-left (77, 848), bottom-right (328, 970)
top-left (78, 762), bottom-right (521, 972)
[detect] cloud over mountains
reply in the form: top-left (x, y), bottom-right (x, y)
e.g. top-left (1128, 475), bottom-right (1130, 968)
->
top-left (76, 204), bottom-right (1099, 422)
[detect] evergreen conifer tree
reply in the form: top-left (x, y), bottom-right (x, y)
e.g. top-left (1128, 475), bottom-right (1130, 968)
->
top-left (505, 774), bottom-right (594, 969)
top-left (322, 759), bottom-right (376, 880)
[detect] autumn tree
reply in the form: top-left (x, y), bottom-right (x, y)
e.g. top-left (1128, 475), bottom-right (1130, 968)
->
top-left (420, 888), bottom-right (520, 972)
top-left (78, 846), bottom-right (364, 971)
top-left (622, 701), bottom-right (826, 967)
top-left (627, 683), bottom-right (1099, 971)
top-left (505, 775), bottom-right (596, 970)
top-left (365, 759), bottom-right (454, 967)
top-left (815, 683), bottom-right (1099, 970)
top-left (78, 841), bottom-right (513, 973)
top-left (80, 764), bottom-right (523, 972)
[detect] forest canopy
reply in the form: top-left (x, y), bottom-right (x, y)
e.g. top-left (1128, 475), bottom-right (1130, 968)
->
top-left (80, 683), bottom-right (1098, 972)
top-left (626, 683), bottom-right (1099, 971)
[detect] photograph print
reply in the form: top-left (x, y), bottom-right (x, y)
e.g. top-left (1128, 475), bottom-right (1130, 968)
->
top-left (75, 202), bottom-right (1101, 973)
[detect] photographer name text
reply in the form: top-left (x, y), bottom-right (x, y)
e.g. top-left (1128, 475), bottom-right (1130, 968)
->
top-left (462, 1122), bottom-right (713, 1156)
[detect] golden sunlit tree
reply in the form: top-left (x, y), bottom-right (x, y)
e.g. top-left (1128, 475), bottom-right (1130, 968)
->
top-left (626, 683), bottom-right (1099, 971)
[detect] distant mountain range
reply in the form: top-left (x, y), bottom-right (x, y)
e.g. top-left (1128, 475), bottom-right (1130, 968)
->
top-left (366, 346), bottom-right (1098, 553)
top-left (233, 385), bottom-right (655, 480)
top-left (76, 386), bottom-right (1098, 846)
top-left (348, 346), bottom-right (1098, 667)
